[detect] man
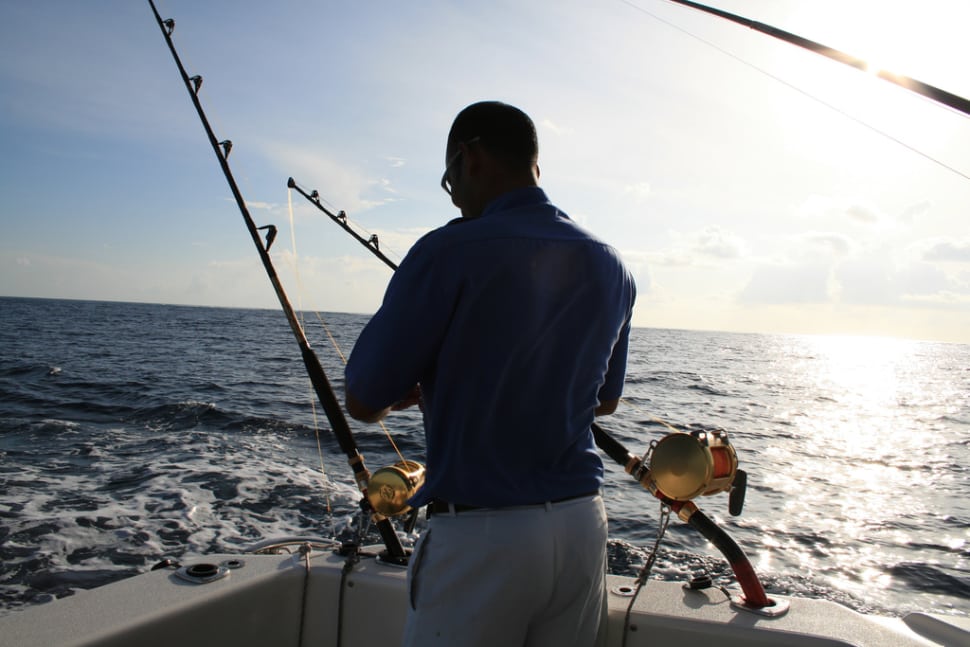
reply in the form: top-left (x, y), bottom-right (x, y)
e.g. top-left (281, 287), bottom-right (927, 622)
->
top-left (344, 101), bottom-right (635, 646)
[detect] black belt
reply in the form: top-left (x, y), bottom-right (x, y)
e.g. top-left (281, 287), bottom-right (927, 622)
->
top-left (428, 490), bottom-right (599, 516)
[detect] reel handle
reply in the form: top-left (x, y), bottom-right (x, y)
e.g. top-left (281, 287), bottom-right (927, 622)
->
top-left (729, 469), bottom-right (747, 516)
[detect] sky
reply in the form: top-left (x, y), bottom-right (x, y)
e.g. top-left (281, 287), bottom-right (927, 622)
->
top-left (2, 0), bottom-right (969, 343)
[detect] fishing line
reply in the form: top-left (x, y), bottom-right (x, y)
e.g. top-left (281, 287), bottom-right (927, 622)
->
top-left (617, 396), bottom-right (685, 436)
top-left (306, 313), bottom-right (409, 467)
top-left (622, 0), bottom-right (970, 182)
top-left (286, 189), bottom-right (303, 313)
top-left (307, 312), bottom-right (409, 466)
top-left (286, 190), bottom-right (408, 467)
top-left (280, 191), bottom-right (408, 527)
top-left (280, 184), bottom-right (339, 529)
top-left (310, 312), bottom-right (345, 363)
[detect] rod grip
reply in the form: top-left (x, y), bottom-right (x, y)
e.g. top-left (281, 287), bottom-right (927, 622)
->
top-left (591, 421), bottom-right (634, 466)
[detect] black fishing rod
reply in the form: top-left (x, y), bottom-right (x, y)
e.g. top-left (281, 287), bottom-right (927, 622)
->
top-left (664, 0), bottom-right (970, 118)
top-left (147, 0), bottom-right (407, 563)
top-left (287, 178), bottom-right (399, 271)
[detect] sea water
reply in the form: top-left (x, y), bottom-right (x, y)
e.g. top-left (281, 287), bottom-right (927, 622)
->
top-left (1, 296), bottom-right (968, 619)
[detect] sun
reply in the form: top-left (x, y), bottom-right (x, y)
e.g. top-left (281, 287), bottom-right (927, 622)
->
top-left (775, 1), bottom-right (964, 166)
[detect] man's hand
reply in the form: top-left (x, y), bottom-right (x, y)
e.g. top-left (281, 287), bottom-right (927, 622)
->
top-left (391, 384), bottom-right (424, 412)
top-left (595, 398), bottom-right (619, 416)
top-left (346, 390), bottom-right (391, 423)
top-left (346, 384), bottom-right (422, 423)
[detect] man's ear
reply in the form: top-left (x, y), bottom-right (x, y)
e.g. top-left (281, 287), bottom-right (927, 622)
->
top-left (460, 143), bottom-right (482, 180)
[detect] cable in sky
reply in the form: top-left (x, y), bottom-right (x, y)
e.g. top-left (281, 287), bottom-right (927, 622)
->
top-left (621, 0), bottom-right (970, 182)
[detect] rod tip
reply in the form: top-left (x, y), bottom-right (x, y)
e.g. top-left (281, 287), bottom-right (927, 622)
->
top-left (286, 177), bottom-right (295, 188)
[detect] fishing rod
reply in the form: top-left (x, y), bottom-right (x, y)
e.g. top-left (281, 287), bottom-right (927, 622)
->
top-left (287, 178), bottom-right (398, 271)
top-left (591, 423), bottom-right (782, 614)
top-left (299, 180), bottom-right (778, 613)
top-left (147, 0), bottom-right (408, 564)
top-left (664, 0), bottom-right (970, 118)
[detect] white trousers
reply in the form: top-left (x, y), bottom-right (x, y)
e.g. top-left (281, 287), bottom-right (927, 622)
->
top-left (401, 493), bottom-right (608, 647)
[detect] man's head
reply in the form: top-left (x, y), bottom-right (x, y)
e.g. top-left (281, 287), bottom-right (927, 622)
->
top-left (442, 101), bottom-right (540, 218)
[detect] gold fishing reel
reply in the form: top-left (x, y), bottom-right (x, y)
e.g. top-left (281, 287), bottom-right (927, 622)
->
top-left (639, 429), bottom-right (747, 515)
top-left (366, 460), bottom-right (426, 516)
top-left (649, 429), bottom-right (737, 500)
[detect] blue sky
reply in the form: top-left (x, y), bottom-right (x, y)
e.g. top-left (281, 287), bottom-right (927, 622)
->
top-left (2, 0), bottom-right (969, 343)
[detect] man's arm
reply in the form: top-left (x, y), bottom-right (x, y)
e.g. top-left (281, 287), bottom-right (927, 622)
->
top-left (343, 235), bottom-right (447, 425)
top-left (595, 285), bottom-right (635, 419)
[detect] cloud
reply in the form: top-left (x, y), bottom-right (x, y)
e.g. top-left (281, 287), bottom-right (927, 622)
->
top-left (261, 142), bottom-right (396, 214)
top-left (654, 226), bottom-right (746, 267)
top-left (833, 257), bottom-right (896, 305)
top-left (738, 262), bottom-right (832, 305)
top-left (623, 182), bottom-right (652, 204)
top-left (738, 249), bottom-right (969, 311)
top-left (693, 226), bottom-right (745, 259)
top-left (899, 200), bottom-right (932, 224)
top-left (224, 198), bottom-right (282, 215)
top-left (540, 119), bottom-right (573, 136)
top-left (923, 240), bottom-right (970, 263)
top-left (803, 232), bottom-right (852, 256)
top-left (846, 204), bottom-right (879, 224)
top-left (901, 291), bottom-right (970, 308)
top-left (796, 194), bottom-right (886, 226)
top-left (270, 249), bottom-right (394, 314)
top-left (896, 261), bottom-right (955, 297)
top-left (245, 201), bottom-right (278, 211)
top-left (376, 178), bottom-right (399, 196)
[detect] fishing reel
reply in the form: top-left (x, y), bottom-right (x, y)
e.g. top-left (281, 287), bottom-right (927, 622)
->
top-left (592, 424), bottom-right (775, 611)
top-left (366, 460), bottom-right (426, 517)
top-left (637, 429), bottom-right (747, 516)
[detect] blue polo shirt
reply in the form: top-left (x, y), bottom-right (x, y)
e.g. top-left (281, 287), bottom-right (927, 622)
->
top-left (345, 187), bottom-right (635, 507)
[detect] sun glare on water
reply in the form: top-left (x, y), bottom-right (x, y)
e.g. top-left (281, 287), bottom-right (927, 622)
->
top-left (790, 335), bottom-right (928, 510)
top-left (758, 334), bottom-right (961, 603)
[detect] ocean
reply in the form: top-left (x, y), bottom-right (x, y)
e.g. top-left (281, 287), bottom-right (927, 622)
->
top-left (1, 296), bottom-right (968, 621)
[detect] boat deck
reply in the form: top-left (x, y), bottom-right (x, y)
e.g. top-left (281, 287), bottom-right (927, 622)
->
top-left (1, 544), bottom-right (967, 647)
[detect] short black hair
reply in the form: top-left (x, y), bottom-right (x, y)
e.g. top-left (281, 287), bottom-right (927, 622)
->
top-left (447, 101), bottom-right (538, 171)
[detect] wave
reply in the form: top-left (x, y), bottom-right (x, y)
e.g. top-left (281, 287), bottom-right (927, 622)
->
top-left (889, 562), bottom-right (970, 598)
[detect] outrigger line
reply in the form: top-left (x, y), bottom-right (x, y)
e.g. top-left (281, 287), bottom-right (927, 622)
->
top-left (664, 0), bottom-right (970, 118)
top-left (147, 0), bottom-right (408, 564)
top-left (296, 183), bottom-right (781, 614)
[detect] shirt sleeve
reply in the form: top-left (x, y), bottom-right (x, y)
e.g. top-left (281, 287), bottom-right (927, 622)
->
top-left (598, 313), bottom-right (631, 402)
top-left (344, 235), bottom-right (453, 412)
top-left (597, 276), bottom-right (636, 403)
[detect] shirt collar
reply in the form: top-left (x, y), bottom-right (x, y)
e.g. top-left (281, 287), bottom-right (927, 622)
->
top-left (480, 186), bottom-right (551, 219)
